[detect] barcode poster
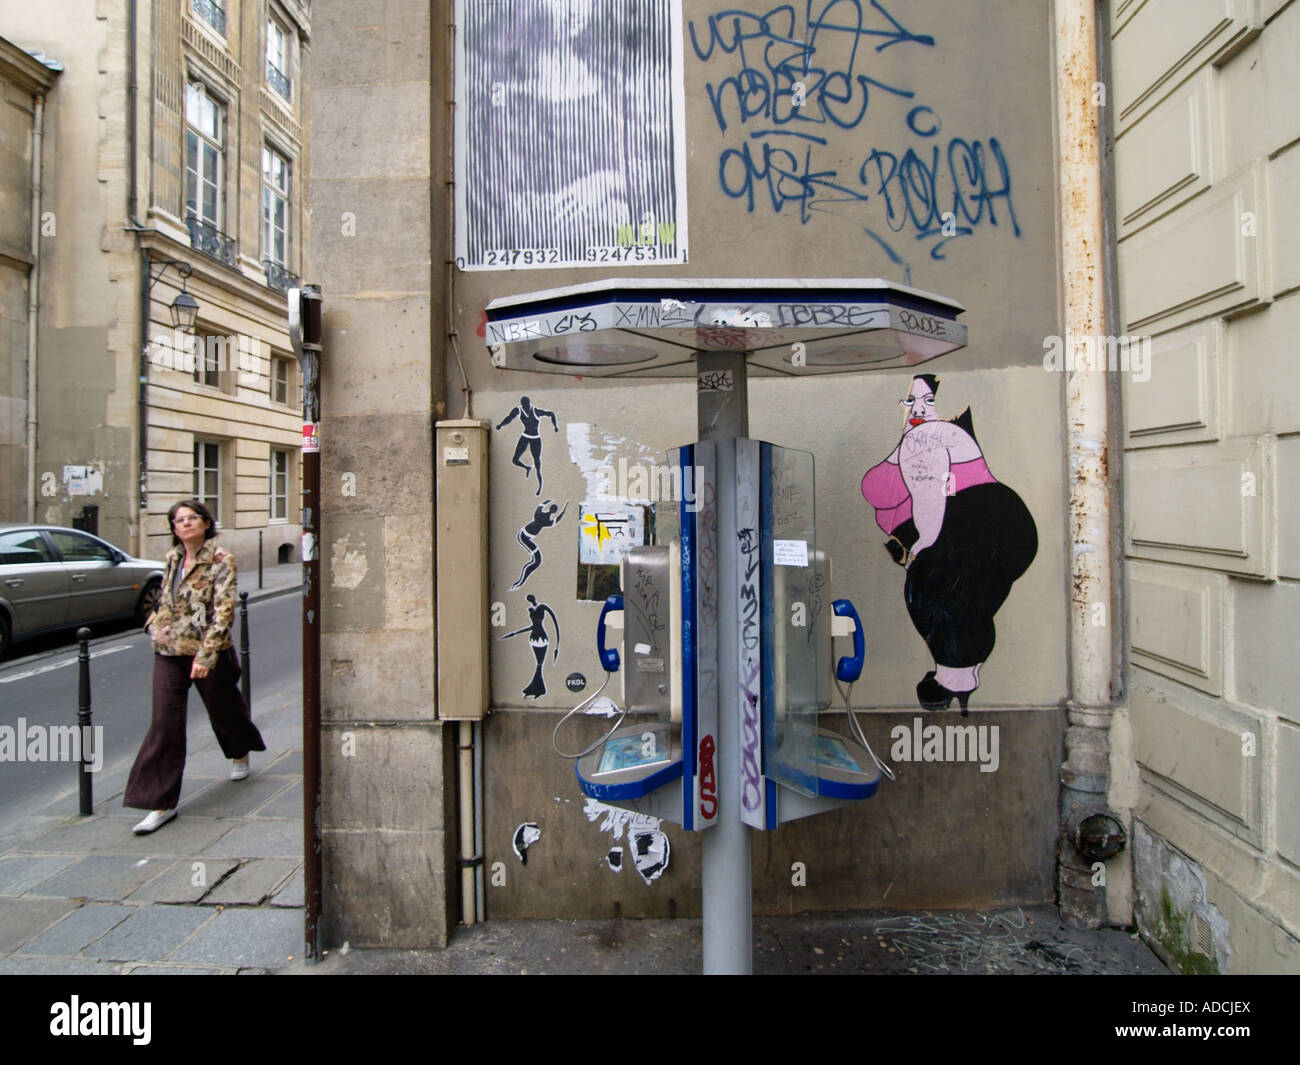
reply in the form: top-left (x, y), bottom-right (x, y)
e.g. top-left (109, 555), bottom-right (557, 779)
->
top-left (454, 0), bottom-right (688, 271)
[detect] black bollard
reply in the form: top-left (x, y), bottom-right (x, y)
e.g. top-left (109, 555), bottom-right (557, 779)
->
top-left (239, 591), bottom-right (251, 710)
top-left (76, 628), bottom-right (93, 815)
top-left (258, 530), bottom-right (264, 590)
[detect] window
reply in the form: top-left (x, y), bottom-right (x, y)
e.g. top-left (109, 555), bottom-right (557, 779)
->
top-left (262, 146), bottom-right (290, 268)
top-left (0, 530), bottom-right (55, 566)
top-left (272, 356), bottom-right (292, 405)
top-left (271, 449), bottom-right (290, 521)
top-left (267, 18), bottom-right (292, 100)
top-left (194, 441), bottom-right (221, 523)
top-left (192, 0), bottom-right (227, 37)
top-left (193, 333), bottom-right (223, 388)
top-left (185, 83), bottom-right (224, 229)
top-left (49, 530), bottom-right (115, 563)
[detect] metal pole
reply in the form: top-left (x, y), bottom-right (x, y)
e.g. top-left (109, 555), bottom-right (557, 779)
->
top-left (76, 627), bottom-right (93, 815)
top-left (258, 529), bottom-right (264, 590)
top-left (239, 591), bottom-right (251, 711)
top-left (292, 285), bottom-right (324, 964)
top-left (696, 351), bottom-right (752, 975)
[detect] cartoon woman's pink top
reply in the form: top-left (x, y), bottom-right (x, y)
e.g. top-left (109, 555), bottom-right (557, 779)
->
top-left (860, 456), bottom-right (997, 534)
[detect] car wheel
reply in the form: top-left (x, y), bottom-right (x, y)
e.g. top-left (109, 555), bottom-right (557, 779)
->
top-left (0, 611), bottom-right (10, 660)
top-left (136, 579), bottom-right (162, 628)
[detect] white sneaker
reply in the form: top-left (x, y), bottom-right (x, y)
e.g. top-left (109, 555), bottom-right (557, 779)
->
top-left (132, 809), bottom-right (176, 835)
top-left (230, 758), bottom-right (249, 781)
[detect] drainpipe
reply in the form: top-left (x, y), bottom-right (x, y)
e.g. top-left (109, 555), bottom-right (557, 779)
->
top-left (25, 93), bottom-right (45, 522)
top-left (1055, 0), bottom-right (1117, 928)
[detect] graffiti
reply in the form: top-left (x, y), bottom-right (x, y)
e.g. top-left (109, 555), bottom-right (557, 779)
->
top-left (497, 396), bottom-right (559, 496)
top-left (499, 594), bottom-right (560, 700)
top-left (583, 797), bottom-right (672, 884)
top-left (861, 374), bottom-right (1037, 714)
top-left (698, 734), bottom-right (718, 819)
top-left (740, 659), bottom-right (763, 810)
top-left (690, 1), bottom-right (1021, 266)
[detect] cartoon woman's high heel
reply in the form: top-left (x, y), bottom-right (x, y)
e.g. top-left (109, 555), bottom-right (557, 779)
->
top-left (916, 671), bottom-right (973, 716)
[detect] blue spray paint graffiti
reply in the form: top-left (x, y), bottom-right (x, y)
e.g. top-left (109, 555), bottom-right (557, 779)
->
top-left (689, 2), bottom-right (1021, 269)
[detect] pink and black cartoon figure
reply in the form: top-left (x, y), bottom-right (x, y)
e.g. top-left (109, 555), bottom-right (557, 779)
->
top-left (861, 374), bottom-right (1037, 714)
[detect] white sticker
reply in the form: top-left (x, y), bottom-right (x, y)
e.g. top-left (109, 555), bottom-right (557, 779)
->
top-left (443, 446), bottom-right (469, 465)
top-left (773, 539), bottom-right (809, 567)
top-left (697, 369), bottom-right (733, 393)
top-left (633, 641), bottom-right (652, 655)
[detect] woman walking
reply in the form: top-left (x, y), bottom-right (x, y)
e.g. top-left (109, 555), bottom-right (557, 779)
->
top-left (124, 500), bottom-right (265, 833)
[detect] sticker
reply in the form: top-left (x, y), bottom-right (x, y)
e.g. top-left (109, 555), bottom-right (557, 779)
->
top-left (497, 396), bottom-right (558, 495)
top-left (633, 642), bottom-right (652, 655)
top-left (565, 672), bottom-right (587, 693)
top-left (302, 422), bottom-right (320, 452)
top-left (697, 369), bottom-right (733, 393)
top-left (499, 595), bottom-right (559, 700)
top-left (301, 532), bottom-right (317, 563)
top-left (510, 499), bottom-right (568, 591)
top-left (443, 446), bottom-right (469, 465)
top-left (630, 828), bottom-right (670, 884)
top-left (773, 539), bottom-right (809, 567)
top-left (512, 822), bottom-right (541, 864)
top-left (605, 847), bottom-right (623, 872)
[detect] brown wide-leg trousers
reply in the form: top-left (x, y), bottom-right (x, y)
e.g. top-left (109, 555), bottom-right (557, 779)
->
top-left (124, 650), bottom-right (267, 811)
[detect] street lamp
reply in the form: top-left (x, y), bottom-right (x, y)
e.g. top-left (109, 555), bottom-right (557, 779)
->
top-left (147, 258), bottom-right (200, 333)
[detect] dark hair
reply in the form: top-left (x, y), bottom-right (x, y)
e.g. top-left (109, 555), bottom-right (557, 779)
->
top-left (914, 373), bottom-right (940, 397)
top-left (168, 499), bottom-right (216, 546)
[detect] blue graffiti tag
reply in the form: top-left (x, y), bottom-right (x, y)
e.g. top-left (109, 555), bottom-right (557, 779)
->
top-left (691, 1), bottom-right (1022, 263)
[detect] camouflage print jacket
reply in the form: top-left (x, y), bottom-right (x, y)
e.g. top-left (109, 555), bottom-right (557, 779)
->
top-left (146, 540), bottom-right (238, 669)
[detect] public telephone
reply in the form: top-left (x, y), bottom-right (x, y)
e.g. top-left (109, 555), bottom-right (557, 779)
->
top-left (559, 437), bottom-right (892, 828)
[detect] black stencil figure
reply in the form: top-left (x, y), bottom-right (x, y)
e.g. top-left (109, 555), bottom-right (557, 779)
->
top-left (500, 595), bottom-right (560, 700)
top-left (510, 499), bottom-right (568, 591)
top-left (497, 395), bottom-right (559, 495)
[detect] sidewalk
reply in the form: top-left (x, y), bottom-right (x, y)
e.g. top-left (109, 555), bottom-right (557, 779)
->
top-left (0, 561), bottom-right (1167, 975)
top-left (0, 565), bottom-right (307, 974)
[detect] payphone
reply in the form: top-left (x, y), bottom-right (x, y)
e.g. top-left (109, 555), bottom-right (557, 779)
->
top-left (558, 437), bottom-right (891, 829)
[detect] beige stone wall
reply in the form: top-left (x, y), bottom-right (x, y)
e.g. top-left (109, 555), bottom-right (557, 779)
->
top-left (1113, 0), bottom-right (1300, 972)
top-left (310, 0), bottom-right (454, 948)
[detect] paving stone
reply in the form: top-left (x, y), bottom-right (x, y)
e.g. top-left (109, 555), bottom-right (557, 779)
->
top-left (89, 905), bottom-right (215, 963)
top-left (171, 907), bottom-right (302, 970)
top-left (20, 811), bottom-right (235, 859)
top-left (21, 903), bottom-right (134, 956)
top-left (127, 858), bottom-right (240, 903)
top-left (0, 957), bottom-right (122, 974)
top-left (204, 859), bottom-right (299, 906)
top-left (32, 855), bottom-right (173, 902)
top-left (0, 897), bottom-right (78, 954)
top-left (263, 749), bottom-right (302, 775)
top-left (127, 965), bottom-right (227, 975)
top-left (269, 867), bottom-right (305, 908)
top-left (203, 819), bottom-right (301, 859)
top-left (181, 776), bottom-right (294, 818)
top-left (254, 780), bottom-right (301, 819)
top-left (0, 855), bottom-right (77, 896)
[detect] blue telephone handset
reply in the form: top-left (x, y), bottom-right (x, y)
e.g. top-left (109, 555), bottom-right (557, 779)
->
top-left (596, 593), bottom-right (623, 673)
top-left (831, 598), bottom-right (864, 683)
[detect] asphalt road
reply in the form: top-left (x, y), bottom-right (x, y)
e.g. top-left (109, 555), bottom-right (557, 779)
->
top-left (0, 592), bottom-right (302, 825)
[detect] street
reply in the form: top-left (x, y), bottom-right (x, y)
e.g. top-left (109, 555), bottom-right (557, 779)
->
top-left (0, 592), bottom-right (302, 832)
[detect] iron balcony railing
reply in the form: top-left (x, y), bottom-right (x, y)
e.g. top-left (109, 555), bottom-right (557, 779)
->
top-left (262, 259), bottom-right (299, 293)
top-left (267, 62), bottom-right (291, 100)
top-left (192, 0), bottom-right (226, 36)
top-left (186, 213), bottom-right (237, 268)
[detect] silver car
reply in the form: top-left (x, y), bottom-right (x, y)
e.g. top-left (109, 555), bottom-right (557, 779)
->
top-left (0, 524), bottom-right (165, 658)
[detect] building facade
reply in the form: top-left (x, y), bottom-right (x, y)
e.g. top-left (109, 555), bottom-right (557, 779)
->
top-left (2, 0), bottom-right (311, 576)
top-left (302, 0), bottom-right (1295, 974)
